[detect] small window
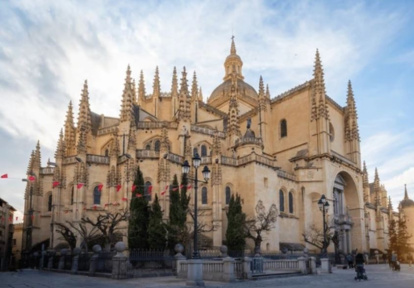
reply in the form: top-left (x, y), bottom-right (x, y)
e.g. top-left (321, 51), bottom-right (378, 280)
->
top-left (193, 147), bottom-right (198, 157)
top-left (48, 194), bottom-right (52, 211)
top-left (289, 192), bottom-right (294, 214)
top-left (154, 140), bottom-right (160, 151)
top-left (280, 119), bottom-right (287, 138)
top-left (279, 190), bottom-right (285, 212)
top-left (201, 187), bottom-right (208, 205)
top-left (329, 122), bottom-right (335, 142)
top-left (201, 145), bottom-right (207, 157)
top-left (105, 149), bottom-right (109, 157)
top-left (225, 186), bottom-right (231, 205)
top-left (145, 144), bottom-right (151, 150)
top-left (93, 186), bottom-right (101, 205)
top-left (145, 181), bottom-right (152, 201)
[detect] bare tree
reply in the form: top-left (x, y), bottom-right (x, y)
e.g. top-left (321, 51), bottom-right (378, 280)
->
top-left (244, 200), bottom-right (278, 254)
top-left (81, 208), bottom-right (128, 250)
top-left (302, 224), bottom-right (333, 253)
top-left (55, 221), bottom-right (100, 251)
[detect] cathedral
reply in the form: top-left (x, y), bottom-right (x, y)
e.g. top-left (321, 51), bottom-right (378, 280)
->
top-left (22, 38), bottom-right (407, 256)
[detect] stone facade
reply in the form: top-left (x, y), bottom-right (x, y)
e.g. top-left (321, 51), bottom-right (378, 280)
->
top-left (0, 197), bottom-right (15, 270)
top-left (22, 39), bottom-right (395, 256)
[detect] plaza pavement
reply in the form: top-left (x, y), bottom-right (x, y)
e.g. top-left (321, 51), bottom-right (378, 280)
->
top-left (0, 264), bottom-right (413, 288)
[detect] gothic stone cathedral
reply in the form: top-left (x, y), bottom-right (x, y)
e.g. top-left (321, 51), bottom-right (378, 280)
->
top-left (22, 39), bottom-right (395, 255)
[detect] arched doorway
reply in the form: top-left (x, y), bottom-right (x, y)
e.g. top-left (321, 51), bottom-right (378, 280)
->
top-left (332, 172), bottom-right (361, 255)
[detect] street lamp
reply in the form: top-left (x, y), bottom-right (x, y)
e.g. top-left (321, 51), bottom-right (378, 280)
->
top-left (318, 194), bottom-right (330, 257)
top-left (182, 152), bottom-right (210, 259)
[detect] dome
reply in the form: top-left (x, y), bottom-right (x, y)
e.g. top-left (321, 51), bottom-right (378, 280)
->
top-left (400, 198), bottom-right (414, 208)
top-left (209, 79), bottom-right (258, 104)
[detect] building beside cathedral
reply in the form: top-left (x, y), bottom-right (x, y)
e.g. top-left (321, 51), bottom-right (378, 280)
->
top-left (22, 39), bottom-right (404, 257)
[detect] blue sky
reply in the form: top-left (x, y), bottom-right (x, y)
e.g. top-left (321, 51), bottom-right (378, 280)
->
top-left (1, 0), bottom-right (414, 218)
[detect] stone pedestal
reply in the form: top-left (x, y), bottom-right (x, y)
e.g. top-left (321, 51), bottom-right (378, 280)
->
top-left (71, 248), bottom-right (81, 274)
top-left (186, 259), bottom-right (204, 287)
top-left (112, 242), bottom-right (128, 279)
top-left (309, 257), bottom-right (317, 274)
top-left (174, 244), bottom-right (186, 277)
top-left (243, 257), bottom-right (252, 279)
top-left (58, 249), bottom-right (68, 270)
top-left (89, 244), bottom-right (101, 276)
top-left (47, 253), bottom-right (54, 269)
top-left (223, 257), bottom-right (235, 282)
top-left (298, 257), bottom-right (307, 274)
top-left (320, 258), bottom-right (332, 273)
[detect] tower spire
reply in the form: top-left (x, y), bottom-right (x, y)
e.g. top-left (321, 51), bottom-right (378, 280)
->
top-left (153, 66), bottom-right (161, 98)
top-left (177, 67), bottom-right (191, 121)
top-left (313, 49), bottom-right (329, 120)
top-left (55, 129), bottom-right (65, 159)
top-left (223, 36), bottom-right (244, 81)
top-left (404, 184), bottom-right (409, 200)
top-left (191, 71), bottom-right (198, 101)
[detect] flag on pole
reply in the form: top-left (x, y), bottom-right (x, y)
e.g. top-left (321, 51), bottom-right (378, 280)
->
top-left (1, 174), bottom-right (8, 178)
top-left (28, 175), bottom-right (36, 181)
top-left (121, 197), bottom-right (128, 201)
top-left (179, 184), bottom-right (184, 189)
top-left (172, 187), bottom-right (178, 191)
top-left (116, 184), bottom-right (122, 192)
top-left (77, 183), bottom-right (84, 189)
top-left (161, 185), bottom-right (169, 195)
top-left (132, 185), bottom-right (136, 192)
top-left (147, 185), bottom-right (152, 194)
top-left (98, 184), bottom-right (103, 191)
top-left (187, 185), bottom-right (192, 189)
top-left (52, 181), bottom-right (60, 188)
top-left (136, 193), bottom-right (142, 198)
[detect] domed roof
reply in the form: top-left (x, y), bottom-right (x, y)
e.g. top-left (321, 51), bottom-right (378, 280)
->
top-left (209, 79), bottom-right (258, 103)
top-left (400, 184), bottom-right (414, 208)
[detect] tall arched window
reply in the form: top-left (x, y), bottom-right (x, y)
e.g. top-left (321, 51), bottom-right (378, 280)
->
top-left (154, 140), bottom-right (160, 152)
top-left (280, 119), bottom-right (287, 138)
top-left (48, 194), bottom-right (52, 211)
top-left (279, 190), bottom-right (285, 212)
top-left (201, 145), bottom-right (207, 157)
top-left (225, 186), bottom-right (231, 205)
top-left (93, 186), bottom-right (101, 205)
top-left (71, 187), bottom-right (74, 205)
top-left (289, 191), bottom-right (294, 214)
top-left (145, 181), bottom-right (152, 201)
top-left (201, 187), bottom-right (208, 205)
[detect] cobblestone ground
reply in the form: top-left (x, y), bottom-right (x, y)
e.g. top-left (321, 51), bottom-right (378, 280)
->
top-left (0, 264), bottom-right (413, 288)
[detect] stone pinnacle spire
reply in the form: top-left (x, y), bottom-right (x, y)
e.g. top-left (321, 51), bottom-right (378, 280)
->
top-left (153, 66), bottom-right (161, 98)
top-left (313, 49), bottom-right (329, 120)
top-left (191, 71), bottom-right (198, 101)
top-left (77, 80), bottom-right (92, 134)
top-left (55, 129), bottom-right (65, 159)
top-left (404, 184), bottom-right (409, 200)
top-left (230, 35), bottom-right (237, 55)
top-left (64, 101), bottom-right (76, 156)
top-left (120, 65), bottom-right (134, 122)
top-left (258, 76), bottom-right (264, 97)
top-left (138, 70), bottom-right (146, 105)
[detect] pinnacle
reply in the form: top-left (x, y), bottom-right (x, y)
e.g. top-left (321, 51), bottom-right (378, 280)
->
top-left (230, 35), bottom-right (237, 55)
top-left (258, 76), bottom-right (264, 96)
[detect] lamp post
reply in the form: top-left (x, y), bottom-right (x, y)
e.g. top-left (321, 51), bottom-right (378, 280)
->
top-left (182, 152), bottom-right (210, 259)
top-left (318, 194), bottom-right (330, 257)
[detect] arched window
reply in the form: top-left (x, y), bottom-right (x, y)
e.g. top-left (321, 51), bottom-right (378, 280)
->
top-left (71, 187), bottom-right (74, 205)
top-left (154, 140), bottom-right (160, 152)
top-left (93, 186), bottom-right (101, 205)
top-left (225, 186), bottom-right (231, 205)
top-left (145, 144), bottom-right (151, 150)
top-left (280, 119), bottom-right (287, 138)
top-left (201, 187), bottom-right (208, 205)
top-left (145, 181), bottom-right (152, 201)
top-left (105, 149), bottom-right (109, 157)
top-left (48, 194), bottom-right (52, 211)
top-left (289, 192), bottom-right (294, 214)
top-left (193, 147), bottom-right (198, 157)
top-left (201, 145), bottom-right (207, 157)
top-left (279, 190), bottom-right (285, 212)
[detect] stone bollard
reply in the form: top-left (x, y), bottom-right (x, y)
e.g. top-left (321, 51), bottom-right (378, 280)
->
top-left (220, 245), bottom-right (228, 258)
top-left (174, 244), bottom-right (186, 277)
top-left (71, 247), bottom-right (81, 274)
top-left (47, 251), bottom-right (55, 269)
top-left (223, 256), bottom-right (235, 282)
top-left (58, 249), bottom-right (68, 270)
top-left (89, 244), bottom-right (102, 276)
top-left (309, 257), bottom-right (317, 274)
top-left (242, 257), bottom-right (252, 279)
top-left (112, 242), bottom-right (128, 279)
top-left (298, 257), bottom-right (307, 274)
